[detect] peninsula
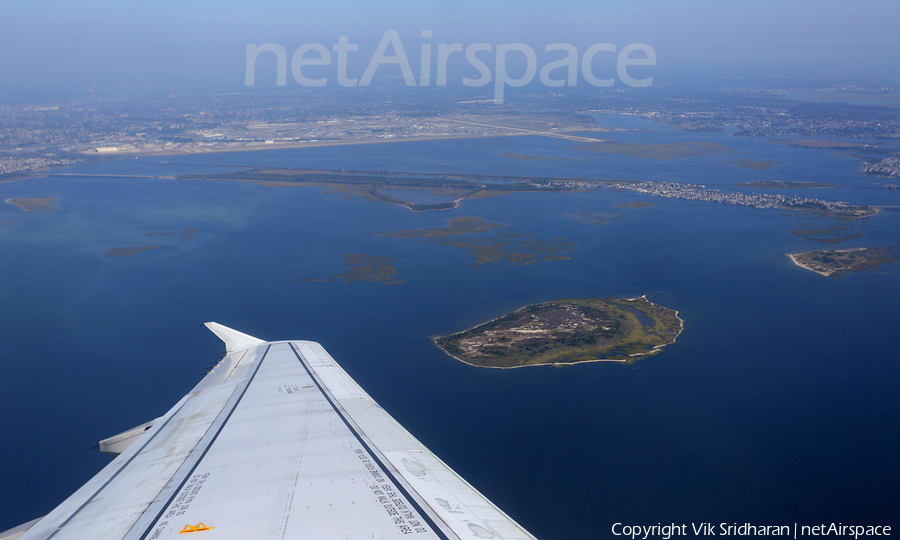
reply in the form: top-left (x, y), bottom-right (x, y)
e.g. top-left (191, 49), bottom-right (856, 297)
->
top-left (434, 296), bottom-right (682, 368)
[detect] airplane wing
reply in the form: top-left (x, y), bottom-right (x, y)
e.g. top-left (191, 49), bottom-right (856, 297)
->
top-left (5, 323), bottom-right (536, 540)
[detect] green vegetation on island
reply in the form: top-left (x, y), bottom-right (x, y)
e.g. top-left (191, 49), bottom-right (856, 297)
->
top-left (5, 197), bottom-right (58, 212)
top-left (380, 217), bottom-right (575, 267)
top-left (185, 167), bottom-right (618, 213)
top-left (563, 211), bottom-right (624, 225)
top-left (788, 247), bottom-right (898, 278)
top-left (780, 200), bottom-right (877, 244)
top-left (299, 253), bottom-right (404, 284)
top-left (178, 166), bottom-right (882, 250)
top-left (434, 296), bottom-right (683, 368)
top-left (769, 139), bottom-right (866, 150)
top-left (788, 224), bottom-right (864, 244)
top-left (382, 216), bottom-right (503, 239)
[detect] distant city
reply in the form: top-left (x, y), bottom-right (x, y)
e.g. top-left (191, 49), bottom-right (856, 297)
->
top-left (2, 79), bottom-right (899, 181)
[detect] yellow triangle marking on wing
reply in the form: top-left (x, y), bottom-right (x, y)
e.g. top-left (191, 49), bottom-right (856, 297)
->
top-left (179, 523), bottom-right (214, 533)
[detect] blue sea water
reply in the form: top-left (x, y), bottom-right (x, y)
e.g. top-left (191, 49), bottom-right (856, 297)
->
top-left (1, 119), bottom-right (898, 538)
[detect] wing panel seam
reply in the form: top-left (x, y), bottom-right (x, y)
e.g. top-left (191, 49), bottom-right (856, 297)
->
top-left (42, 393), bottom-right (195, 540)
top-left (129, 344), bottom-right (272, 540)
top-left (289, 342), bottom-right (457, 540)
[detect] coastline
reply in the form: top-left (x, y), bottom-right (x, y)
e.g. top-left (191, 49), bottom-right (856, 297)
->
top-left (433, 295), bottom-right (684, 369)
top-left (786, 252), bottom-right (828, 276)
top-left (786, 248), bottom-right (866, 277)
top-left (75, 130), bottom-right (548, 158)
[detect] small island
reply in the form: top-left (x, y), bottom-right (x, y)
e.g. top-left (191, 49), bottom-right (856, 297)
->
top-left (788, 247), bottom-right (897, 277)
top-left (565, 211), bottom-right (623, 225)
top-left (298, 253), bottom-right (403, 284)
top-left (381, 217), bottom-right (575, 267)
top-left (768, 139), bottom-right (866, 150)
top-left (617, 202), bottom-right (653, 209)
top-left (5, 197), bottom-right (58, 212)
top-left (434, 296), bottom-right (683, 368)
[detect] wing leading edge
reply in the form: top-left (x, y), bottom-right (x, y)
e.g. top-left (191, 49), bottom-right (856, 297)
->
top-left (10, 323), bottom-right (537, 540)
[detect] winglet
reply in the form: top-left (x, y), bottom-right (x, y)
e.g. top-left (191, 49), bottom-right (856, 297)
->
top-left (204, 322), bottom-right (265, 353)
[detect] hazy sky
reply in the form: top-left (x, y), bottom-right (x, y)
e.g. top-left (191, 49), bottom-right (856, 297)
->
top-left (2, 0), bottom-right (899, 100)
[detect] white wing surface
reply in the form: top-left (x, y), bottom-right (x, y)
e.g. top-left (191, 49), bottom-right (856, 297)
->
top-left (8, 323), bottom-right (537, 540)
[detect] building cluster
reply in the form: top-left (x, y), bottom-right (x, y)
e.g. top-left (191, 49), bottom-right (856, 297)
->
top-left (2, 81), bottom-right (897, 175)
top-left (0, 91), bottom-right (528, 161)
top-left (858, 158), bottom-right (900, 179)
top-left (0, 86), bottom-right (494, 159)
top-left (541, 179), bottom-right (843, 211)
top-left (573, 84), bottom-right (900, 139)
top-left (614, 181), bottom-right (825, 209)
top-left (0, 154), bottom-right (79, 175)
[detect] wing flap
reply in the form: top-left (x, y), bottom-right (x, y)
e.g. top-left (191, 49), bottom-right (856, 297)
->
top-left (0, 518), bottom-right (43, 540)
top-left (20, 345), bottom-right (264, 540)
top-left (98, 419), bottom-right (157, 455)
top-left (17, 327), bottom-right (536, 540)
top-left (294, 341), bottom-right (536, 540)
